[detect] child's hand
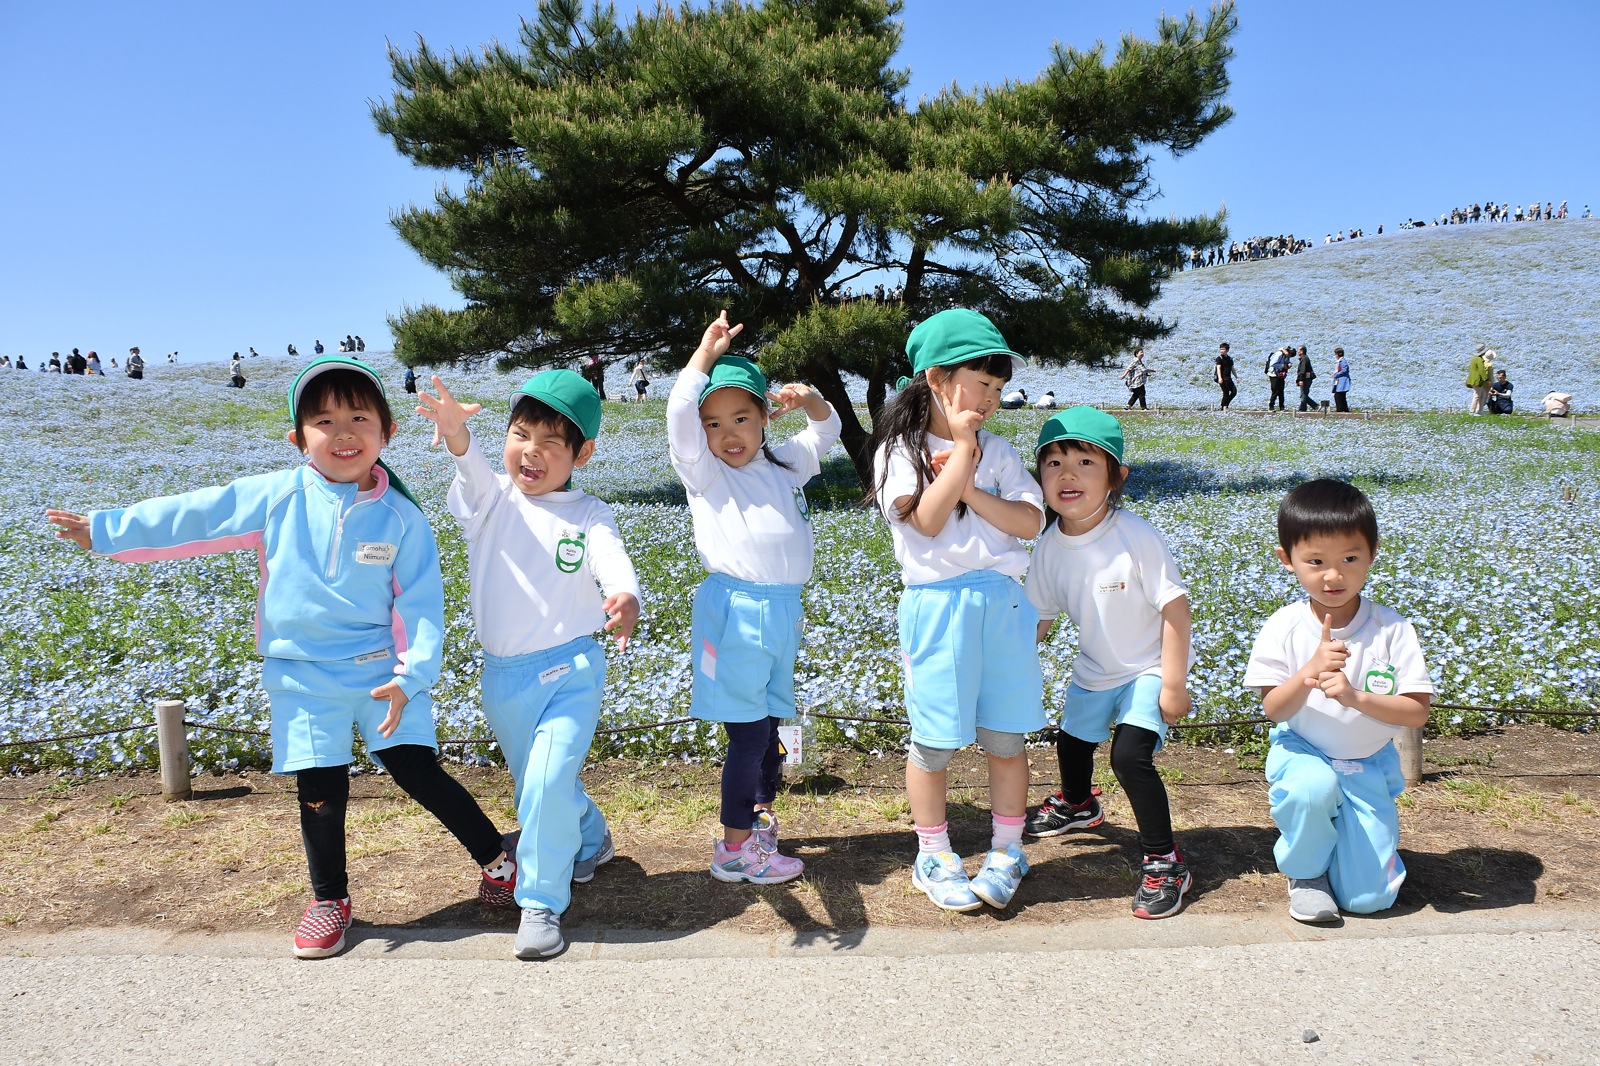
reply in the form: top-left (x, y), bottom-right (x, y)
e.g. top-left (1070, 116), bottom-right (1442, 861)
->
top-left (414, 376), bottom-right (482, 448)
top-left (766, 382), bottom-right (825, 420)
top-left (696, 310), bottom-right (744, 360)
top-left (45, 510), bottom-right (92, 551)
top-left (370, 680), bottom-right (410, 738)
top-left (1304, 615), bottom-right (1349, 679)
top-left (1159, 684), bottom-right (1192, 724)
top-left (946, 408), bottom-right (985, 447)
top-left (603, 592), bottom-right (641, 651)
top-left (1313, 669), bottom-right (1359, 708)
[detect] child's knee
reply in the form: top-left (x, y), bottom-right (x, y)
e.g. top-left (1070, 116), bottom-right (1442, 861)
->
top-left (296, 764), bottom-right (349, 812)
top-left (1269, 759), bottom-right (1341, 816)
top-left (1108, 725), bottom-right (1160, 785)
top-left (907, 741), bottom-right (956, 773)
top-left (975, 727), bottom-right (1025, 760)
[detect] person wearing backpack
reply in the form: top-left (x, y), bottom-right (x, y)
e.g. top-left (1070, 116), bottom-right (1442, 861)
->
top-left (1266, 348), bottom-right (1290, 411)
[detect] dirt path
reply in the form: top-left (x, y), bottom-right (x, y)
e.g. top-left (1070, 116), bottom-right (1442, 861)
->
top-left (3, 724), bottom-right (1596, 938)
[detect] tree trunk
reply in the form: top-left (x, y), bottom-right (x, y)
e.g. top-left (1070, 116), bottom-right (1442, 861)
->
top-left (808, 361), bottom-right (876, 490)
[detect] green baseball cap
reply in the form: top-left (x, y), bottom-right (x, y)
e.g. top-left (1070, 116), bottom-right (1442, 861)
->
top-left (511, 368), bottom-right (603, 440)
top-left (906, 308), bottom-right (1028, 376)
top-left (1037, 405), bottom-right (1125, 465)
top-left (700, 355), bottom-right (768, 405)
top-left (287, 355), bottom-right (387, 424)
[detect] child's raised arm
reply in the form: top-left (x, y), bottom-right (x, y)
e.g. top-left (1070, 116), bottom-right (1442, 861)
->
top-left (688, 311), bottom-right (744, 376)
top-left (414, 375), bottom-right (482, 457)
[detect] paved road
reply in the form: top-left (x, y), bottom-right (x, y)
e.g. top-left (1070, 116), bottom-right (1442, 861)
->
top-left (4, 906), bottom-right (1597, 1064)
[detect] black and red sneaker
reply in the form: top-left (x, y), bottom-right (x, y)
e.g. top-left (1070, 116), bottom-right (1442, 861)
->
top-left (479, 831), bottom-right (520, 908)
top-left (1024, 792), bottom-right (1105, 838)
top-left (1132, 853), bottom-right (1192, 920)
top-left (292, 897), bottom-right (351, 959)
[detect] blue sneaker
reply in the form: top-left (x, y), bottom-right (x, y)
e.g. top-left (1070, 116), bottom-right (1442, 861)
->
top-left (911, 851), bottom-right (983, 912)
top-left (970, 843), bottom-right (1030, 909)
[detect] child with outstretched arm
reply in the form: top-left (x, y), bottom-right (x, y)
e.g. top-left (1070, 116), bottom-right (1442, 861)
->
top-left (46, 356), bottom-right (519, 959)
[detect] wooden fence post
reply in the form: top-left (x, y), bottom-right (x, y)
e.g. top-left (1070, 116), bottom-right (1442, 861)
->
top-left (1395, 725), bottom-right (1425, 787)
top-left (155, 699), bottom-right (191, 801)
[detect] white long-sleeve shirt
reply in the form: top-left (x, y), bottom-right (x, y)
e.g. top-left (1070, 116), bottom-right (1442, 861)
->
top-left (447, 429), bottom-right (640, 658)
top-left (874, 430), bottom-right (1044, 586)
top-left (667, 368), bottom-right (841, 585)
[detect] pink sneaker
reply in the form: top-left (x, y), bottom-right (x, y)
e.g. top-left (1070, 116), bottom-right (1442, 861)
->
top-left (292, 897), bottom-right (351, 959)
top-left (710, 836), bottom-right (803, 884)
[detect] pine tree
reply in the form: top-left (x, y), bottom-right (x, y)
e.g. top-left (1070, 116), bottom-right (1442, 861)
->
top-left (375, 0), bottom-right (1236, 484)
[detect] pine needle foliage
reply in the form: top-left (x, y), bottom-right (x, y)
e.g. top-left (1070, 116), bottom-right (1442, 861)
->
top-left (374, 0), bottom-right (1236, 481)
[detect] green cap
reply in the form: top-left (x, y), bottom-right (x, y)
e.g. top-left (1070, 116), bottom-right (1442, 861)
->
top-left (700, 355), bottom-right (768, 405)
top-left (906, 308), bottom-right (1027, 376)
top-left (511, 368), bottom-right (603, 440)
top-left (1037, 405), bottom-right (1124, 465)
top-left (287, 355), bottom-right (387, 425)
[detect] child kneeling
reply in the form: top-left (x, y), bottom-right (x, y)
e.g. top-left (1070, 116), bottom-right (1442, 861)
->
top-left (1245, 480), bottom-right (1433, 922)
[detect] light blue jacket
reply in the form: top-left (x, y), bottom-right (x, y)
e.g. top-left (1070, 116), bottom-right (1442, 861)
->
top-left (89, 463), bottom-right (444, 699)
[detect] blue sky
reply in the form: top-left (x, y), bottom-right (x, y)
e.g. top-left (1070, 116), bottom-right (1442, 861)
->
top-left (2, 1), bottom-right (1594, 362)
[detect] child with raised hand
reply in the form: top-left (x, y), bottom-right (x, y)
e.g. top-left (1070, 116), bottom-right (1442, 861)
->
top-left (868, 308), bottom-right (1047, 912)
top-left (1023, 407), bottom-right (1197, 920)
top-left (669, 311), bottom-right (841, 884)
top-left (416, 369), bottom-right (640, 960)
top-left (45, 356), bottom-right (518, 960)
top-left (1244, 479), bottom-right (1432, 922)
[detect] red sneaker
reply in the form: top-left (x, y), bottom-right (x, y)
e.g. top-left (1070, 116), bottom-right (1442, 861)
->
top-left (292, 897), bottom-right (351, 959)
top-left (479, 831), bottom-right (520, 908)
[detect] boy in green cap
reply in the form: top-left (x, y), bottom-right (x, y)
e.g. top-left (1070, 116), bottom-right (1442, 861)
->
top-left (1023, 406), bottom-right (1197, 919)
top-left (417, 368), bottom-right (640, 960)
top-left (47, 355), bottom-right (519, 959)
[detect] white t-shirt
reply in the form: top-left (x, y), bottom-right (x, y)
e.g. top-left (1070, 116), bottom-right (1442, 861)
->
top-left (1243, 597), bottom-right (1434, 760)
top-left (875, 430), bottom-right (1044, 586)
top-left (667, 368), bottom-right (841, 585)
top-left (1026, 508), bottom-right (1191, 690)
top-left (447, 429), bottom-right (641, 659)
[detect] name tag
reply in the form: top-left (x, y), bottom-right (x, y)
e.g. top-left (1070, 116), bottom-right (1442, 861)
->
top-left (1097, 581), bottom-right (1127, 594)
top-left (1364, 659), bottom-right (1398, 695)
top-left (539, 663), bottom-right (572, 685)
top-left (355, 542), bottom-right (397, 565)
top-left (1331, 759), bottom-right (1364, 775)
top-left (354, 649), bottom-right (392, 665)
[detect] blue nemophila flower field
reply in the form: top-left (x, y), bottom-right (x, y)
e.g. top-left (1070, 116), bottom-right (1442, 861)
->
top-left (1, 340), bottom-right (1596, 774)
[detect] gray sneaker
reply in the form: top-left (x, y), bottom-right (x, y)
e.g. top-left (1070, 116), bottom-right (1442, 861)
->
top-left (1288, 874), bottom-right (1340, 923)
top-left (514, 906), bottom-right (566, 960)
top-left (572, 829), bottom-right (615, 884)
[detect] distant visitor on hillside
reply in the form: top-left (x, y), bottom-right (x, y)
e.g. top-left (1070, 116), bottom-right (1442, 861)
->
top-left (628, 359), bottom-right (650, 401)
top-left (1265, 347), bottom-right (1291, 411)
top-left (1000, 388), bottom-right (1028, 410)
top-left (1214, 342), bottom-right (1237, 410)
top-left (1331, 348), bottom-right (1351, 412)
top-left (228, 354), bottom-right (247, 389)
top-left (1464, 345), bottom-right (1493, 414)
top-left (125, 348), bottom-right (144, 380)
top-left (1121, 349), bottom-right (1150, 409)
top-left (1488, 370), bottom-right (1513, 415)
top-left (1295, 346), bottom-right (1316, 411)
top-left (1033, 390), bottom-right (1057, 409)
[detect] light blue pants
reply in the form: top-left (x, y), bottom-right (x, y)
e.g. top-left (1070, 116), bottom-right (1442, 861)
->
top-left (1266, 727), bottom-right (1407, 914)
top-left (689, 573), bottom-right (804, 723)
top-left (481, 637), bottom-right (609, 914)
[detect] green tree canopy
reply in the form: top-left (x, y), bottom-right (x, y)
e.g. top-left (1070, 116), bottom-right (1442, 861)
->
top-left (375, 0), bottom-right (1236, 483)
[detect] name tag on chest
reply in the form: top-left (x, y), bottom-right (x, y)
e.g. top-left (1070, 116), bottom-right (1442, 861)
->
top-left (355, 542), bottom-right (397, 565)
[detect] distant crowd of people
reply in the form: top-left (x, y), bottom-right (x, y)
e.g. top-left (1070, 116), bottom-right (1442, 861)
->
top-left (1184, 235), bottom-right (1310, 268)
top-left (1416, 199), bottom-right (1584, 227)
top-left (4, 333), bottom-right (369, 388)
top-left (1119, 342), bottom-right (1357, 413)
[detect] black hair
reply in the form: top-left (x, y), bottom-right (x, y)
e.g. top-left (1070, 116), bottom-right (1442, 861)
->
top-left (864, 353), bottom-right (1015, 521)
top-left (1277, 479), bottom-right (1379, 554)
top-left (1035, 438), bottom-right (1127, 528)
top-left (509, 395), bottom-right (587, 453)
top-left (293, 368), bottom-right (394, 446)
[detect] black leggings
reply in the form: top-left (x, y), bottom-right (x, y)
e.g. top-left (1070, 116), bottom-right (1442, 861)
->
top-left (720, 717), bottom-right (784, 830)
top-left (1268, 377), bottom-right (1286, 410)
top-left (1056, 725), bottom-right (1174, 856)
top-left (296, 744), bottom-right (503, 901)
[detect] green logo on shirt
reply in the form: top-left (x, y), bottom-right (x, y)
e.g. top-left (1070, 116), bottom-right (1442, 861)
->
top-left (793, 487), bottom-right (812, 524)
top-left (1364, 662), bottom-right (1397, 696)
top-left (555, 530), bottom-right (587, 574)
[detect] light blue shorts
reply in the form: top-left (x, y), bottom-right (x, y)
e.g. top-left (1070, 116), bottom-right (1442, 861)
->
top-left (262, 653), bottom-right (437, 774)
top-left (690, 573), bottom-right (804, 724)
top-left (1059, 673), bottom-right (1167, 751)
top-left (898, 570), bottom-right (1045, 749)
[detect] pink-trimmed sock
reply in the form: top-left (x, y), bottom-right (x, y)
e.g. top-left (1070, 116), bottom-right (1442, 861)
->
top-left (915, 822), bottom-right (951, 854)
top-left (991, 813), bottom-right (1025, 851)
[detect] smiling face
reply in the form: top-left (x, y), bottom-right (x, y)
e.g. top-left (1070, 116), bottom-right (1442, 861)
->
top-left (503, 416), bottom-right (594, 496)
top-left (699, 387), bottom-right (769, 468)
top-left (1038, 440), bottom-right (1128, 534)
top-left (1276, 532), bottom-right (1377, 625)
top-left (291, 396), bottom-right (390, 490)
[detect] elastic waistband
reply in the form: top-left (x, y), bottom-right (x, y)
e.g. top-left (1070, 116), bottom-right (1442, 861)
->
top-left (905, 569), bottom-right (1020, 593)
top-left (703, 571), bottom-right (804, 601)
top-left (482, 635), bottom-right (601, 671)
